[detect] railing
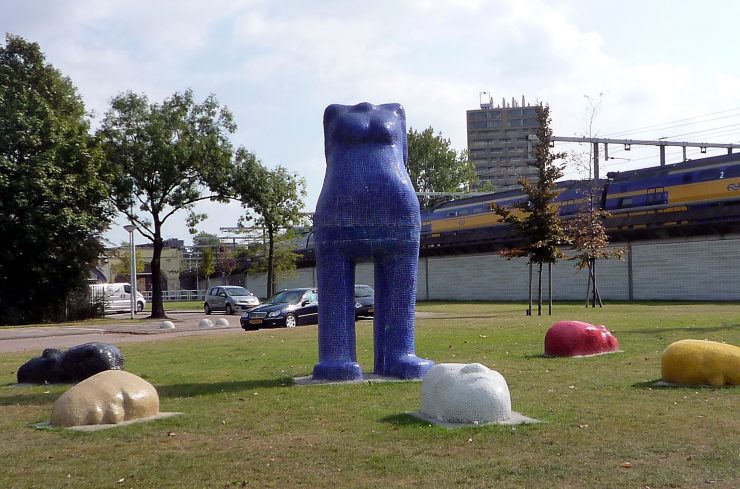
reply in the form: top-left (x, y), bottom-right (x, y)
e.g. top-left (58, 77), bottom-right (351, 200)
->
top-left (141, 290), bottom-right (205, 302)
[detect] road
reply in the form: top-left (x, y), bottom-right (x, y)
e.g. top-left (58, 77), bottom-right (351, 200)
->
top-left (0, 312), bottom-right (245, 354)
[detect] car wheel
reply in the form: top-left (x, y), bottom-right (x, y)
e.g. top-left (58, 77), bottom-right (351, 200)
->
top-left (137, 302), bottom-right (144, 312)
top-left (204, 303), bottom-right (211, 315)
top-left (285, 314), bottom-right (297, 328)
top-left (225, 304), bottom-right (233, 315)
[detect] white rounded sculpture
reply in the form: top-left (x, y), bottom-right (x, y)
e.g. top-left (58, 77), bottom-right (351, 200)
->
top-left (198, 318), bottom-right (213, 328)
top-left (159, 321), bottom-right (175, 329)
top-left (214, 318), bottom-right (230, 327)
top-left (420, 363), bottom-right (512, 424)
top-left (50, 370), bottom-right (159, 427)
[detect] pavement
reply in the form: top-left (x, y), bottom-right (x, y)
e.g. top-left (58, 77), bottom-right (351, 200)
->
top-left (0, 311), bottom-right (246, 353)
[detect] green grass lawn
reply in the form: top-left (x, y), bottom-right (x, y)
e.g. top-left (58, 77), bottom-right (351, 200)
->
top-left (0, 302), bottom-right (737, 488)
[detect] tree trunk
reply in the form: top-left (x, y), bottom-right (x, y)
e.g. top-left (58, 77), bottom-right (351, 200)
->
top-left (537, 262), bottom-right (543, 316)
top-left (267, 226), bottom-right (275, 298)
top-left (149, 232), bottom-right (166, 319)
top-left (527, 260), bottom-right (533, 316)
top-left (591, 258), bottom-right (597, 308)
top-left (548, 262), bottom-right (552, 315)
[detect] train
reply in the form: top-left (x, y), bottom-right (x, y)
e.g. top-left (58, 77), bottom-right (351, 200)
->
top-left (420, 152), bottom-right (740, 255)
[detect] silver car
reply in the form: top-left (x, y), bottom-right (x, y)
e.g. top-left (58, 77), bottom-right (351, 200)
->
top-left (204, 286), bottom-right (260, 315)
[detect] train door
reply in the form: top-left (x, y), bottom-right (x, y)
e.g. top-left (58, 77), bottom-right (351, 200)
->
top-left (646, 187), bottom-right (666, 206)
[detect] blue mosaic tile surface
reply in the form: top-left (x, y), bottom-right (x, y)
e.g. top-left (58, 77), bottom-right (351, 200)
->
top-left (312, 102), bottom-right (434, 381)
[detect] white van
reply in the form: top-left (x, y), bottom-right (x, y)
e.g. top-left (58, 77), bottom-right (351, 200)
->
top-left (89, 283), bottom-right (146, 313)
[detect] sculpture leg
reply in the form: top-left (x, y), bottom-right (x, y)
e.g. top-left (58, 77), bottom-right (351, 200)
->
top-left (312, 246), bottom-right (363, 381)
top-left (373, 248), bottom-right (434, 379)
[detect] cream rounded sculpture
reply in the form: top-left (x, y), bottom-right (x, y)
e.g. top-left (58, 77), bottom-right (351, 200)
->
top-left (50, 370), bottom-right (159, 427)
top-left (420, 363), bottom-right (511, 424)
top-left (661, 339), bottom-right (740, 387)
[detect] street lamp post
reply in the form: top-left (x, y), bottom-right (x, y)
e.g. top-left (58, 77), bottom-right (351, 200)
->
top-left (123, 224), bottom-right (137, 319)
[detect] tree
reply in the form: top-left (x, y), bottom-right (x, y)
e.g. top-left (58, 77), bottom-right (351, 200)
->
top-left (216, 247), bottom-right (239, 284)
top-left (200, 247), bottom-right (215, 288)
top-left (232, 149), bottom-right (306, 298)
top-left (406, 127), bottom-right (489, 208)
top-left (0, 35), bottom-right (114, 325)
top-left (98, 89), bottom-right (236, 318)
top-left (491, 104), bottom-right (569, 316)
top-left (245, 233), bottom-right (302, 293)
top-left (110, 244), bottom-right (145, 283)
top-left (566, 94), bottom-right (623, 306)
top-left (565, 203), bottom-right (623, 307)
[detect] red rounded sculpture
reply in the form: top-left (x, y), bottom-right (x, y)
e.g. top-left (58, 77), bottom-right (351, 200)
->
top-left (544, 321), bottom-right (619, 357)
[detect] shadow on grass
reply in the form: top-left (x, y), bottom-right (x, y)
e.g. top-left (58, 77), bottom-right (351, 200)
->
top-left (622, 323), bottom-right (739, 335)
top-left (380, 412), bottom-right (433, 427)
top-left (0, 391), bottom-right (60, 407)
top-left (632, 379), bottom-right (735, 390)
top-left (157, 377), bottom-right (293, 398)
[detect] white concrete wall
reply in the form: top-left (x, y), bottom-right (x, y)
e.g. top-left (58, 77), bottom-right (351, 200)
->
top-left (215, 234), bottom-right (740, 301)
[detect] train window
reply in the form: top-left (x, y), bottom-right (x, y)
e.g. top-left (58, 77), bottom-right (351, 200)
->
top-left (646, 187), bottom-right (665, 205)
top-left (697, 169), bottom-right (718, 182)
top-left (725, 165), bottom-right (740, 178)
top-left (619, 197), bottom-right (634, 208)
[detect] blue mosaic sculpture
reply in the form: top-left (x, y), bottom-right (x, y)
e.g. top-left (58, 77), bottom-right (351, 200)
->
top-left (312, 102), bottom-right (434, 381)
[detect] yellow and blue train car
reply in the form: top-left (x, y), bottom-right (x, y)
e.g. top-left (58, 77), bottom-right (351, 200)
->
top-left (420, 152), bottom-right (740, 254)
top-left (603, 152), bottom-right (740, 238)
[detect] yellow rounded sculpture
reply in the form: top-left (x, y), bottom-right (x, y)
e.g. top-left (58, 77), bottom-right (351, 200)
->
top-left (661, 339), bottom-right (740, 387)
top-left (50, 370), bottom-right (160, 427)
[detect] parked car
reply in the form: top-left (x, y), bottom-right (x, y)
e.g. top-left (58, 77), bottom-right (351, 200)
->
top-left (204, 286), bottom-right (260, 315)
top-left (89, 283), bottom-right (146, 313)
top-left (354, 284), bottom-right (374, 318)
top-left (241, 288), bottom-right (318, 330)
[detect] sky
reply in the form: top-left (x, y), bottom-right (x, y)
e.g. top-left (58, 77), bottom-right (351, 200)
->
top-left (4, 0), bottom-right (740, 247)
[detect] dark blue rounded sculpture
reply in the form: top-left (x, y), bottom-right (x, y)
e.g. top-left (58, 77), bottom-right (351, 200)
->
top-left (17, 342), bottom-right (124, 384)
top-left (312, 102), bottom-right (434, 381)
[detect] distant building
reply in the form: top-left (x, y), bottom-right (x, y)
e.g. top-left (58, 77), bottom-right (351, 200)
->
top-left (466, 93), bottom-right (542, 189)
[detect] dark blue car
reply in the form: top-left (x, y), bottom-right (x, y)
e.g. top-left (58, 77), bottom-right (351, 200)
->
top-left (354, 284), bottom-right (374, 318)
top-left (241, 288), bottom-right (318, 330)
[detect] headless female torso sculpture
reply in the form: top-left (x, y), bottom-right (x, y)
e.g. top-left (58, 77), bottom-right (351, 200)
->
top-left (312, 102), bottom-right (434, 381)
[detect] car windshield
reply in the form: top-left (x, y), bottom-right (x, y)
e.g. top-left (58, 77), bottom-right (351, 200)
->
top-left (355, 285), bottom-right (374, 298)
top-left (267, 290), bottom-right (306, 305)
top-left (225, 287), bottom-right (251, 296)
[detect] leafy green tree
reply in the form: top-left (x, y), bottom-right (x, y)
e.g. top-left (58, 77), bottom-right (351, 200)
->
top-left (407, 127), bottom-right (488, 208)
top-left (98, 89), bottom-right (236, 318)
top-left (232, 149), bottom-right (307, 297)
top-left (111, 243), bottom-right (145, 282)
top-left (245, 233), bottom-right (302, 293)
top-left (491, 104), bottom-right (569, 316)
top-left (200, 246), bottom-right (216, 289)
top-left (0, 35), bottom-right (113, 325)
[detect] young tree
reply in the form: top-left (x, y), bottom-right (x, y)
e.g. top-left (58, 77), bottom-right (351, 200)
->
top-left (245, 233), bottom-right (302, 293)
top-left (110, 244), bottom-right (145, 283)
top-left (0, 35), bottom-right (114, 325)
top-left (232, 149), bottom-right (307, 298)
top-left (566, 94), bottom-right (623, 306)
top-left (491, 104), bottom-right (569, 316)
top-left (407, 127), bottom-right (489, 208)
top-left (216, 247), bottom-right (239, 284)
top-left (565, 203), bottom-right (623, 307)
top-left (98, 90), bottom-right (236, 318)
top-left (200, 247), bottom-right (216, 289)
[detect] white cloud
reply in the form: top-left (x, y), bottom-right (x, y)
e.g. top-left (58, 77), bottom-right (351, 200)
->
top-left (3, 0), bottom-right (740, 244)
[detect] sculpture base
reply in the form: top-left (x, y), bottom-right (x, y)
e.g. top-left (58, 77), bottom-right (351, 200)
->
top-left (376, 355), bottom-right (435, 380)
top-left (312, 361), bottom-right (363, 381)
top-left (409, 411), bottom-right (541, 429)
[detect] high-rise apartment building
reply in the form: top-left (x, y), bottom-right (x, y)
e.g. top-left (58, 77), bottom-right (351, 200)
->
top-left (466, 93), bottom-right (542, 189)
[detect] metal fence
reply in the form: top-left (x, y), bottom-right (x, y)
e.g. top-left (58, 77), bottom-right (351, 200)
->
top-left (141, 290), bottom-right (205, 302)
